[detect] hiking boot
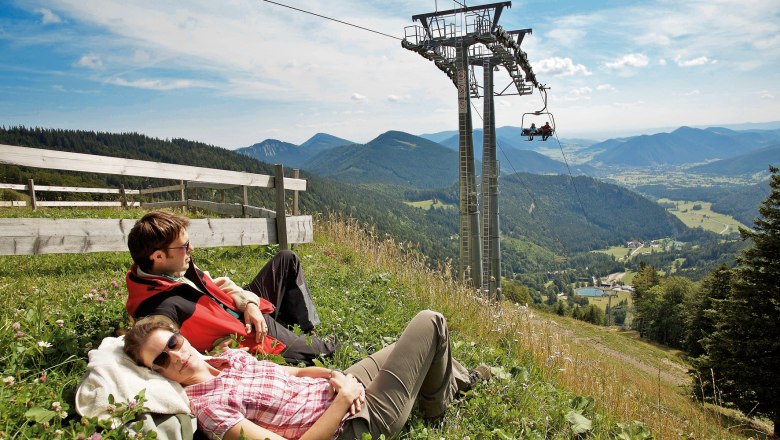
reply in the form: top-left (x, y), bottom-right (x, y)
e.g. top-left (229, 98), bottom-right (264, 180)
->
top-left (469, 363), bottom-right (492, 385)
top-left (423, 412), bottom-right (446, 428)
top-left (459, 363), bottom-right (492, 394)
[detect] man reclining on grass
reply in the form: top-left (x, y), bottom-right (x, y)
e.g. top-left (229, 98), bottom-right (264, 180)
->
top-left (125, 210), bottom-right (337, 365)
top-left (123, 310), bottom-right (491, 440)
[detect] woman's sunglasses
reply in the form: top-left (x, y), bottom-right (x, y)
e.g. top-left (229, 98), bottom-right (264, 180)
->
top-left (151, 332), bottom-right (185, 371)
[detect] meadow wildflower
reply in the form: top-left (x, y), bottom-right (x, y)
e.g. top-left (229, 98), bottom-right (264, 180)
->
top-left (52, 401), bottom-right (62, 412)
top-left (2, 376), bottom-right (14, 386)
top-left (14, 331), bottom-right (24, 339)
top-left (37, 341), bottom-right (52, 348)
top-left (55, 319), bottom-right (65, 327)
top-left (11, 322), bottom-right (20, 330)
top-left (111, 280), bottom-right (119, 289)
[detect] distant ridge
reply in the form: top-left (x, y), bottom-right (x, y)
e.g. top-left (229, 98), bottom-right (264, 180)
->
top-left (236, 133), bottom-right (354, 168)
top-left (303, 130), bottom-right (459, 189)
top-left (587, 126), bottom-right (780, 166)
top-left (687, 144), bottom-right (780, 176)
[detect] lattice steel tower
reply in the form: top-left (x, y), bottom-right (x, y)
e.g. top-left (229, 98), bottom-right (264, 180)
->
top-left (403, 1), bottom-right (539, 295)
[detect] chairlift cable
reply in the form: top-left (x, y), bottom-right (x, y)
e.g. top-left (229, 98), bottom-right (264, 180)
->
top-left (262, 0), bottom-right (402, 40)
top-left (470, 100), bottom-right (570, 260)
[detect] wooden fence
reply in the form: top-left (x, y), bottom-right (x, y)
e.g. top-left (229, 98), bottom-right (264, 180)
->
top-left (0, 144), bottom-right (313, 256)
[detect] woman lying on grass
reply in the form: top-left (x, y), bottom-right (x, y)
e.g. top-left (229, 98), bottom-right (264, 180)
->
top-left (123, 310), bottom-right (490, 440)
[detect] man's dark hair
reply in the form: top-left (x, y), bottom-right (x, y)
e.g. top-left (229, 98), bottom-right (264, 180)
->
top-left (123, 320), bottom-right (177, 367)
top-left (127, 210), bottom-right (191, 273)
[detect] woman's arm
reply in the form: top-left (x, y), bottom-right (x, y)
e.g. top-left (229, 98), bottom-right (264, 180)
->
top-left (222, 389), bottom-right (359, 440)
top-left (281, 366), bottom-right (331, 379)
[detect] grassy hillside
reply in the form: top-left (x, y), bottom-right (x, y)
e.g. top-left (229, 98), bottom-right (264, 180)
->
top-left (0, 208), bottom-right (770, 438)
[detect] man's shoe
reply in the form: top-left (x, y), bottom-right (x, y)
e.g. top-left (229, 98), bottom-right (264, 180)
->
top-left (460, 363), bottom-right (492, 394)
top-left (423, 412), bottom-right (445, 428)
top-left (469, 363), bottom-right (492, 386)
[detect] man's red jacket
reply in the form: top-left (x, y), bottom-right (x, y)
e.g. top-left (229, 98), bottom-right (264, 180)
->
top-left (125, 261), bottom-right (286, 355)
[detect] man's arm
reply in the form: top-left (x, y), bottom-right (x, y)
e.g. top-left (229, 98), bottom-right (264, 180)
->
top-left (211, 276), bottom-right (261, 312)
top-left (212, 276), bottom-right (268, 343)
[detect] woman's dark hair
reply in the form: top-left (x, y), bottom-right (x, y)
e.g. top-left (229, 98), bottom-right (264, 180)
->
top-left (127, 210), bottom-right (191, 272)
top-left (123, 320), bottom-right (177, 367)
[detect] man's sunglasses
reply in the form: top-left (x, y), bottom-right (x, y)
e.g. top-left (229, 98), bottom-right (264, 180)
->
top-left (151, 332), bottom-right (185, 371)
top-left (157, 241), bottom-right (191, 252)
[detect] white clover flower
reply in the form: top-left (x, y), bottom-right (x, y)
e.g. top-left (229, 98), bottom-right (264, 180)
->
top-left (2, 376), bottom-right (14, 386)
top-left (55, 319), bottom-right (65, 327)
top-left (52, 401), bottom-right (62, 412)
top-left (37, 341), bottom-right (52, 348)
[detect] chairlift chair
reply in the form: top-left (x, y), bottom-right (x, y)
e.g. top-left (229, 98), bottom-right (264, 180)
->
top-left (521, 111), bottom-right (556, 141)
top-left (520, 85), bottom-right (556, 141)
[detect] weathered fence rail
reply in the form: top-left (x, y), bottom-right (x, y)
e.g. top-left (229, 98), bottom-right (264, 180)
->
top-left (0, 144), bottom-right (312, 255)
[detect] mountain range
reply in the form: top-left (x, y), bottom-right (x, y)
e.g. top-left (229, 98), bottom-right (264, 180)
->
top-left (238, 127), bottom-right (596, 189)
top-left (687, 144), bottom-right (780, 176)
top-left (0, 126), bottom-right (695, 275)
top-left (586, 126), bottom-right (780, 167)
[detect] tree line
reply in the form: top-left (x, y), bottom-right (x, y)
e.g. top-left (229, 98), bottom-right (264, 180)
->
top-left (633, 168), bottom-right (780, 436)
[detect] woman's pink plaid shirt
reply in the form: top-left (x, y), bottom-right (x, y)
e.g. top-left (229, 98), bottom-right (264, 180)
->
top-left (185, 349), bottom-right (349, 439)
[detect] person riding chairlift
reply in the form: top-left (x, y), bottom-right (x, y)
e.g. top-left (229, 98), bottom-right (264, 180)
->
top-left (526, 123), bottom-right (537, 141)
top-left (540, 122), bottom-right (553, 141)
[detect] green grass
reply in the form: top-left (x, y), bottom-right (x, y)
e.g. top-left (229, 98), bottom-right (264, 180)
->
top-left (659, 199), bottom-right (747, 235)
top-left (597, 246), bottom-right (631, 260)
top-left (586, 290), bottom-right (633, 313)
top-left (404, 199), bottom-right (455, 210)
top-left (0, 208), bottom-right (770, 439)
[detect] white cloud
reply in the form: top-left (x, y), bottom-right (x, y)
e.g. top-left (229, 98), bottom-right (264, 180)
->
top-left (562, 86), bottom-right (592, 101)
top-left (387, 94), bottom-right (411, 103)
top-left (596, 84), bottom-right (616, 92)
top-left (684, 89), bottom-right (700, 96)
top-left (35, 8), bottom-right (62, 25)
top-left (759, 91), bottom-right (774, 100)
top-left (675, 55), bottom-right (711, 67)
top-left (75, 53), bottom-right (103, 69)
top-left (604, 53), bottom-right (649, 69)
top-left (351, 93), bottom-right (367, 102)
top-left (105, 77), bottom-right (205, 90)
top-left (535, 57), bottom-right (591, 77)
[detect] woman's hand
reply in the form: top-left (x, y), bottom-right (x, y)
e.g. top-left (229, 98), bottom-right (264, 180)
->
top-left (329, 371), bottom-right (365, 415)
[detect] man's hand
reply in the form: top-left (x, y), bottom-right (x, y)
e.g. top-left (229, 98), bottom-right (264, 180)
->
top-left (244, 302), bottom-right (268, 343)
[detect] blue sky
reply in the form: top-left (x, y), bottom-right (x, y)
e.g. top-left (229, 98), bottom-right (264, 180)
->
top-left (1, 0), bottom-right (778, 148)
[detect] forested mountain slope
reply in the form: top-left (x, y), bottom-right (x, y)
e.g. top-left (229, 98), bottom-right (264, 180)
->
top-left (0, 126), bottom-right (687, 273)
top-left (588, 127), bottom-right (780, 166)
top-left (302, 130), bottom-right (459, 189)
top-left (237, 133), bottom-right (355, 168)
top-left (687, 144), bottom-right (780, 176)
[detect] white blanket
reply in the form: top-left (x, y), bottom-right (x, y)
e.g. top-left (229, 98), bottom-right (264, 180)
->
top-left (75, 336), bottom-right (191, 419)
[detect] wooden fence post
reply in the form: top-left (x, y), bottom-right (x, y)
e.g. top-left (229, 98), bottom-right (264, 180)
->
top-left (119, 184), bottom-right (128, 209)
top-left (28, 179), bottom-right (37, 211)
top-left (291, 169), bottom-right (300, 250)
top-left (242, 185), bottom-right (248, 218)
top-left (292, 169), bottom-right (300, 216)
top-left (180, 180), bottom-right (186, 211)
top-left (274, 164), bottom-right (288, 250)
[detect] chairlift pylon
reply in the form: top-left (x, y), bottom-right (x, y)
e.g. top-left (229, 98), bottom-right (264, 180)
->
top-left (521, 86), bottom-right (556, 141)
